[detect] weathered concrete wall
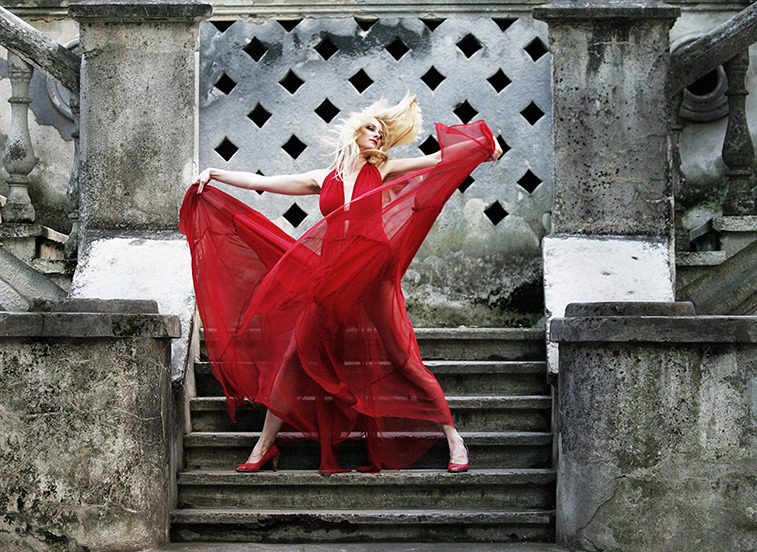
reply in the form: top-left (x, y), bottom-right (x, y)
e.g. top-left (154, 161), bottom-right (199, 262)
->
top-left (70, 231), bottom-right (196, 381)
top-left (0, 299), bottom-right (180, 552)
top-left (534, 1), bottom-right (680, 374)
top-left (551, 302), bottom-right (757, 552)
top-left (68, 1), bottom-right (211, 383)
top-left (72, 2), bottom-right (208, 231)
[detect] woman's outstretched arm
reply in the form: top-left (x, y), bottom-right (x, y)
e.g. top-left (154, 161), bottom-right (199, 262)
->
top-left (193, 168), bottom-right (329, 195)
top-left (380, 141), bottom-right (502, 182)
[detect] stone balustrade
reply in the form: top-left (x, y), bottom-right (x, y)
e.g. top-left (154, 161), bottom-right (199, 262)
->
top-left (0, 6), bottom-right (82, 258)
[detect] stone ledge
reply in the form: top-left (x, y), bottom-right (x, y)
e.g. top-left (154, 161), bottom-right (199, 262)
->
top-left (534, 0), bottom-right (680, 21)
top-left (551, 314), bottom-right (757, 343)
top-left (69, 0), bottom-right (212, 21)
top-left (564, 301), bottom-right (695, 317)
top-left (29, 258), bottom-right (75, 274)
top-left (0, 223), bottom-right (68, 244)
top-left (415, 327), bottom-right (546, 341)
top-left (30, 297), bottom-right (158, 313)
top-left (676, 251), bottom-right (726, 266)
top-left (0, 311), bottom-right (181, 338)
top-left (713, 215), bottom-right (757, 232)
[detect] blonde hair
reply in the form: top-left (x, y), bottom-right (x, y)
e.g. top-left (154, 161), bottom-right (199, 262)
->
top-left (327, 93), bottom-right (423, 179)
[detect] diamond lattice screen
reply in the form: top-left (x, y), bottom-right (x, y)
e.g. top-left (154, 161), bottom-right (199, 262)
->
top-left (199, 16), bottom-right (552, 245)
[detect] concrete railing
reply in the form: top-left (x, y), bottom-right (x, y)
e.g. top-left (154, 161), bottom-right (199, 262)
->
top-left (670, 2), bottom-right (757, 237)
top-left (0, 6), bottom-right (81, 257)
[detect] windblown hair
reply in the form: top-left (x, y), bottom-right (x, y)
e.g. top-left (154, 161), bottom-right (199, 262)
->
top-left (327, 93), bottom-right (423, 179)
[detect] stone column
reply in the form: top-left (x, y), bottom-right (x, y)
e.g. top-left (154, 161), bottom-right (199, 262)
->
top-left (68, 0), bottom-right (212, 381)
top-left (533, 1), bottom-right (681, 375)
top-left (70, 0), bottom-right (211, 231)
top-left (551, 302), bottom-right (757, 552)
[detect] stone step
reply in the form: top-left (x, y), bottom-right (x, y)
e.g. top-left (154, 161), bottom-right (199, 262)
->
top-left (189, 395), bottom-right (552, 433)
top-left (169, 508), bottom-right (556, 544)
top-left (183, 431), bottom-right (553, 471)
top-left (200, 327), bottom-right (546, 362)
top-left (176, 469), bottom-right (556, 511)
top-left (193, 360), bottom-right (550, 398)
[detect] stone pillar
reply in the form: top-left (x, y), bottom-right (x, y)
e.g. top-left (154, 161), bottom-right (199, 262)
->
top-left (0, 299), bottom-right (180, 551)
top-left (533, 1), bottom-right (681, 375)
top-left (551, 302), bottom-right (757, 552)
top-left (68, 0), bottom-right (212, 381)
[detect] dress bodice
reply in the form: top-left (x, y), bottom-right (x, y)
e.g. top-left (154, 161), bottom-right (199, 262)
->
top-left (319, 163), bottom-right (382, 216)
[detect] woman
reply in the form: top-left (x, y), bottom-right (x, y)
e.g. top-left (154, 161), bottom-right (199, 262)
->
top-left (180, 94), bottom-right (501, 475)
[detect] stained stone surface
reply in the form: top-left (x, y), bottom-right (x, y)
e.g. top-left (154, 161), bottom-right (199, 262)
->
top-left (534, 1), bottom-right (679, 236)
top-left (72, 1), bottom-right (210, 231)
top-left (0, 309), bottom-right (179, 552)
top-left (552, 306), bottom-right (757, 552)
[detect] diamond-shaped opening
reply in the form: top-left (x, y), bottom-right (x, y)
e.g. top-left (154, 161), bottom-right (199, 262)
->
top-left (355, 17), bottom-right (377, 32)
top-left (315, 98), bottom-right (340, 123)
top-left (458, 176), bottom-right (474, 193)
top-left (215, 137), bottom-right (238, 161)
top-left (211, 21), bottom-right (234, 33)
top-left (214, 72), bottom-right (237, 95)
top-left (419, 136), bottom-right (440, 155)
top-left (282, 135), bottom-right (307, 159)
top-left (277, 19), bottom-right (301, 32)
top-left (484, 201), bottom-right (508, 226)
top-left (488, 69), bottom-right (511, 93)
top-left (349, 69), bottom-right (374, 94)
top-left (454, 100), bottom-right (478, 124)
top-left (421, 66), bottom-right (445, 91)
top-left (283, 203), bottom-right (308, 228)
top-left (316, 36), bottom-right (338, 61)
top-left (248, 103), bottom-right (272, 128)
top-left (421, 19), bottom-right (444, 32)
top-left (244, 37), bottom-right (268, 62)
top-left (255, 171), bottom-right (265, 194)
top-left (386, 37), bottom-right (410, 61)
top-left (525, 37), bottom-right (548, 61)
top-left (497, 135), bottom-right (511, 155)
top-left (279, 70), bottom-right (305, 95)
top-left (521, 102), bottom-right (544, 125)
top-left (518, 169), bottom-right (542, 193)
top-left (457, 33), bottom-right (482, 59)
top-left (492, 18), bottom-right (516, 32)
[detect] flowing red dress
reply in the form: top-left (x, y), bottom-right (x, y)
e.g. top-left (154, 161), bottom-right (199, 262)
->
top-left (179, 121), bottom-right (495, 473)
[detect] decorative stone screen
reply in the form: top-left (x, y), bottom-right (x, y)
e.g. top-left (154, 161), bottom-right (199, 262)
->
top-left (199, 16), bottom-right (553, 326)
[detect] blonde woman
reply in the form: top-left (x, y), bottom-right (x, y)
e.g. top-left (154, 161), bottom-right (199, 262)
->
top-left (182, 94), bottom-right (501, 475)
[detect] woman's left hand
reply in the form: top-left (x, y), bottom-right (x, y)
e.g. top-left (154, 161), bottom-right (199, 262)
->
top-left (486, 141), bottom-right (503, 165)
top-left (193, 168), bottom-right (213, 194)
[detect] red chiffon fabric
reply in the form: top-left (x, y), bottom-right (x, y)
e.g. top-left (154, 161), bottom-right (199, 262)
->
top-left (179, 121), bottom-right (495, 473)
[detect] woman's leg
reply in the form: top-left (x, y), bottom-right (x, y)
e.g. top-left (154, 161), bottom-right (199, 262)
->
top-left (443, 424), bottom-right (468, 465)
top-left (244, 409), bottom-right (285, 463)
top-left (364, 279), bottom-right (468, 466)
top-left (243, 331), bottom-right (299, 464)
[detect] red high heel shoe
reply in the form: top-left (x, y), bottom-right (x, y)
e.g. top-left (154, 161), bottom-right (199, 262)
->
top-left (447, 444), bottom-right (469, 473)
top-left (236, 445), bottom-right (280, 472)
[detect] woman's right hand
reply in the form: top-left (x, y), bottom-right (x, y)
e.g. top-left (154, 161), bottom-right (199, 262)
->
top-left (193, 168), bottom-right (213, 194)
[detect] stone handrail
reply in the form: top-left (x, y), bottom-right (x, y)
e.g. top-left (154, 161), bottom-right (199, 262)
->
top-left (0, 6), bottom-right (80, 94)
top-left (669, 2), bottom-right (757, 95)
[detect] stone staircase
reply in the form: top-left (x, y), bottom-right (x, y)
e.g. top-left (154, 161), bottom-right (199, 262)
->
top-left (676, 215), bottom-right (757, 314)
top-left (0, 222), bottom-right (72, 310)
top-left (171, 328), bottom-right (555, 544)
